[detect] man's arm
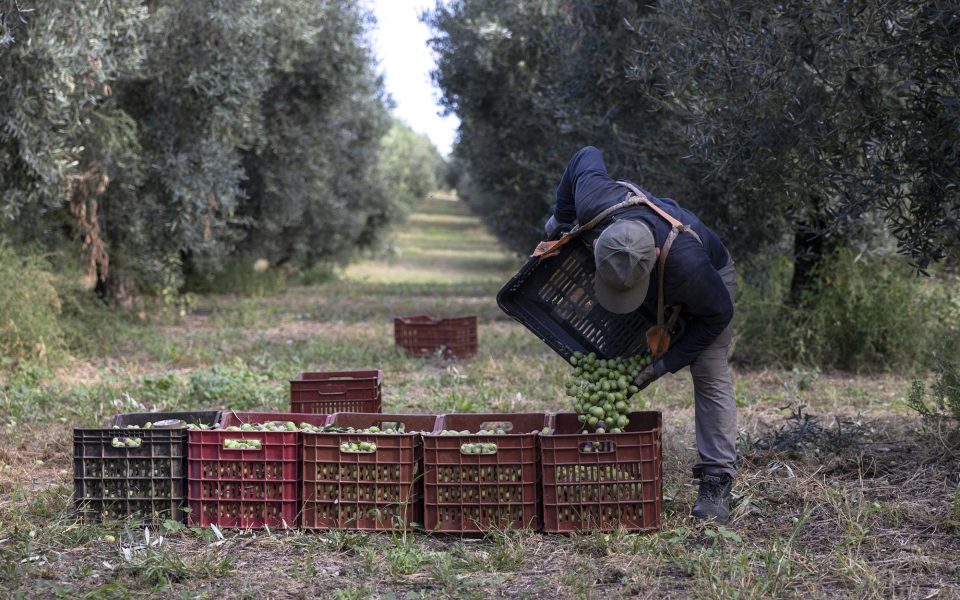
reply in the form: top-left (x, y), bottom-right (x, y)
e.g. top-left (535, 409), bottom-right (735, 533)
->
top-left (551, 146), bottom-right (608, 226)
top-left (653, 241), bottom-right (734, 375)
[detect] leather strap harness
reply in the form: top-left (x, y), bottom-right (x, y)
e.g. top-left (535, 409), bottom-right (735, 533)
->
top-left (531, 180), bottom-right (703, 359)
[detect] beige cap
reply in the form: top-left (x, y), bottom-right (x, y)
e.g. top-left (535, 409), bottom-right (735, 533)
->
top-left (593, 220), bottom-right (656, 314)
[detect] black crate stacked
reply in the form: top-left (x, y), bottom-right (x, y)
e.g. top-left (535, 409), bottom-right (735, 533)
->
top-left (497, 240), bottom-right (670, 361)
top-left (73, 411), bottom-right (220, 522)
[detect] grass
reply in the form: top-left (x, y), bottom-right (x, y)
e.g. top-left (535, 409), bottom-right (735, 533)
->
top-left (1, 193), bottom-right (959, 598)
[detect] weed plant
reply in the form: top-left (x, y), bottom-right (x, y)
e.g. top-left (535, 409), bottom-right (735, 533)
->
top-left (908, 357), bottom-right (960, 432)
top-left (0, 245), bottom-right (64, 366)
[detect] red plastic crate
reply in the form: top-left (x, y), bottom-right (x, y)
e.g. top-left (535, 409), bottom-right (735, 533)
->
top-left (423, 413), bottom-right (550, 533)
top-left (290, 370), bottom-right (382, 414)
top-left (301, 413), bottom-right (439, 531)
top-left (394, 315), bottom-right (478, 359)
top-left (541, 412), bottom-right (662, 533)
top-left (187, 412), bottom-right (330, 528)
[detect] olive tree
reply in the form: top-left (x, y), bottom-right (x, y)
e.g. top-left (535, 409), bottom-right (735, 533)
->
top-left (631, 0), bottom-right (960, 296)
top-left (0, 0), bottom-right (147, 291)
top-left (378, 119), bottom-right (446, 210)
top-left (426, 0), bottom-right (702, 254)
top-left (107, 0), bottom-right (271, 299)
top-left (2, 0), bottom-right (404, 300)
top-left (234, 0), bottom-right (392, 269)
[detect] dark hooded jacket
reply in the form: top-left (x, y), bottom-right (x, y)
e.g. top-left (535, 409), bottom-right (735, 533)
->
top-left (552, 146), bottom-right (733, 375)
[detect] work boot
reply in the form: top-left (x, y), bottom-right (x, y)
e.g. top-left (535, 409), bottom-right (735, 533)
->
top-left (691, 473), bottom-right (733, 524)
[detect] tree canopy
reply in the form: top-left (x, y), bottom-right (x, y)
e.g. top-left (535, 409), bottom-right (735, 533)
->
top-left (632, 0), bottom-right (960, 274)
top-left (427, 0), bottom-right (959, 282)
top-left (427, 0), bottom-right (702, 255)
top-left (1, 0), bottom-right (441, 301)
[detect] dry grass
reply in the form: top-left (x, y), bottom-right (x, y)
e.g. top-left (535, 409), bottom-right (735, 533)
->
top-left (1, 195), bottom-right (959, 598)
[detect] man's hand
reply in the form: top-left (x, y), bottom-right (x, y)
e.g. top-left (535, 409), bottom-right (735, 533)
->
top-left (544, 215), bottom-right (573, 241)
top-left (633, 363), bottom-right (662, 391)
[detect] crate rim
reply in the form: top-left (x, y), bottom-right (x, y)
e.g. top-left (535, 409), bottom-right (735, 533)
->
top-left (217, 410), bottom-right (332, 428)
top-left (291, 369), bottom-right (383, 383)
top-left (543, 411), bottom-right (662, 437)
top-left (394, 314), bottom-right (477, 325)
top-left (108, 410), bottom-right (223, 429)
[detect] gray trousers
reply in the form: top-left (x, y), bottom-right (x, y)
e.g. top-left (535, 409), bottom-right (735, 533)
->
top-left (689, 258), bottom-right (737, 479)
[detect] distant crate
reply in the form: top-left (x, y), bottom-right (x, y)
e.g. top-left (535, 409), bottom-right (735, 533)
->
top-left (541, 412), bottom-right (662, 533)
top-left (73, 410), bottom-right (221, 522)
top-left (290, 370), bottom-right (382, 414)
top-left (423, 413), bottom-right (550, 533)
top-left (394, 315), bottom-right (477, 359)
top-left (186, 411), bottom-right (330, 529)
top-left (301, 413), bottom-right (439, 531)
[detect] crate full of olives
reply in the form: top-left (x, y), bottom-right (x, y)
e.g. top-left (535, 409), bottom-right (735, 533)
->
top-left (301, 413), bottom-right (439, 531)
top-left (422, 413), bottom-right (552, 533)
top-left (540, 411), bottom-right (662, 533)
top-left (186, 411), bottom-right (331, 529)
top-left (73, 410), bottom-right (222, 522)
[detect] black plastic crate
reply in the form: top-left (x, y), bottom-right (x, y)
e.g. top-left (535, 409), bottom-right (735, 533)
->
top-left (74, 410), bottom-right (221, 522)
top-left (497, 240), bottom-right (661, 360)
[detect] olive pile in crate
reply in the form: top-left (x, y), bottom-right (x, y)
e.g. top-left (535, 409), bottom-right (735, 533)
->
top-left (437, 428), bottom-right (508, 435)
top-left (554, 464), bottom-right (644, 503)
top-left (435, 464), bottom-right (524, 483)
top-left (553, 504), bottom-right (645, 526)
top-left (305, 419), bottom-right (424, 526)
top-left (460, 442), bottom-right (497, 454)
top-left (339, 441), bottom-right (376, 453)
top-left (82, 479), bottom-right (173, 499)
top-left (215, 421), bottom-right (316, 432)
top-left (434, 464), bottom-right (526, 504)
top-left (313, 463), bottom-right (407, 504)
top-left (97, 459), bottom-right (173, 479)
top-left (437, 505), bottom-right (527, 526)
top-left (315, 463), bottom-right (404, 483)
top-left (98, 501), bottom-right (170, 520)
top-left (114, 420), bottom-right (193, 430)
top-left (200, 481), bottom-right (285, 500)
top-left (565, 351), bottom-right (650, 432)
top-left (223, 439), bottom-right (262, 450)
top-left (80, 455), bottom-right (173, 482)
top-left (202, 502), bottom-right (287, 523)
top-left (328, 423), bottom-right (415, 434)
top-left (437, 427), bottom-right (553, 435)
top-left (311, 503), bottom-right (407, 525)
top-left (213, 421), bottom-right (419, 434)
top-left (110, 436), bottom-right (142, 448)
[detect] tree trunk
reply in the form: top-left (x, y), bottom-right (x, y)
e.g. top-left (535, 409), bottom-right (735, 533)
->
top-left (789, 214), bottom-right (834, 306)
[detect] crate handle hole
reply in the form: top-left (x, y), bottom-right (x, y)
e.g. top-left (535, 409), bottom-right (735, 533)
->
top-left (111, 437), bottom-right (142, 448)
top-left (579, 441), bottom-right (615, 454)
top-left (340, 442), bottom-right (377, 454)
top-left (223, 439), bottom-right (262, 451)
top-left (479, 421), bottom-right (513, 432)
top-left (317, 383), bottom-right (348, 396)
top-left (460, 443), bottom-right (497, 455)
